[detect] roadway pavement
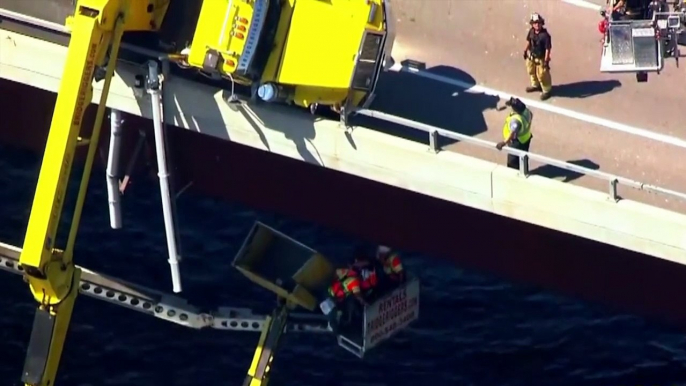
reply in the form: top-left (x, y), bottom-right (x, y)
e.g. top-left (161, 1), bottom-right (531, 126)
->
top-left (370, 0), bottom-right (686, 213)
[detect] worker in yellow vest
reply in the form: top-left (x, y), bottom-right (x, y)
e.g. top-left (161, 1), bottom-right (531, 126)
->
top-left (496, 97), bottom-right (533, 171)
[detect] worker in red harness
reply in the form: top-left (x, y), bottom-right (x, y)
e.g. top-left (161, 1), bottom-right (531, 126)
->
top-left (376, 245), bottom-right (405, 285)
top-left (321, 267), bottom-right (367, 334)
top-left (350, 247), bottom-right (384, 300)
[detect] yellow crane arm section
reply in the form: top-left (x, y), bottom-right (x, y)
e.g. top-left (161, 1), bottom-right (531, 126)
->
top-left (18, 1), bottom-right (168, 385)
top-left (244, 305), bottom-right (289, 386)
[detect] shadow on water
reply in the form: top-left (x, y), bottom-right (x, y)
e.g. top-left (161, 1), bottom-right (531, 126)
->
top-left (351, 62), bottom-right (500, 148)
top-left (553, 80), bottom-right (622, 99)
top-left (530, 159), bottom-right (601, 183)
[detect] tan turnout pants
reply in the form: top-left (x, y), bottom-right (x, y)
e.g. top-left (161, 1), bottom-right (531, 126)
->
top-left (526, 58), bottom-right (552, 93)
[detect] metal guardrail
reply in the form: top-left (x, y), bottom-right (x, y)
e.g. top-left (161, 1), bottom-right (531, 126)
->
top-left (354, 109), bottom-right (686, 203)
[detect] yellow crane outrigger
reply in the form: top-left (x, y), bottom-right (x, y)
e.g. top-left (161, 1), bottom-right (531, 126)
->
top-left (14, 0), bottom-right (395, 384)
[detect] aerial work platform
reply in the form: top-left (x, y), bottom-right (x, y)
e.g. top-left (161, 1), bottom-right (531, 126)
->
top-left (233, 222), bottom-right (421, 360)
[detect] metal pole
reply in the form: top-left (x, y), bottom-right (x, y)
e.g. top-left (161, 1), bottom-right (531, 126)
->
top-left (147, 61), bottom-right (183, 293)
top-left (106, 110), bottom-right (123, 229)
top-left (428, 130), bottom-right (439, 153)
top-left (608, 178), bottom-right (619, 202)
top-left (518, 154), bottom-right (529, 176)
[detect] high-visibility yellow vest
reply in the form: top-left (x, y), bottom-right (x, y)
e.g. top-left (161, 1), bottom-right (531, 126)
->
top-left (502, 109), bottom-right (533, 143)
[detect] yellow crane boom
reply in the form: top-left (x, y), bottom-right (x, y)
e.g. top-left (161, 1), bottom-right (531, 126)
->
top-left (244, 305), bottom-right (289, 386)
top-left (18, 1), bottom-right (168, 385)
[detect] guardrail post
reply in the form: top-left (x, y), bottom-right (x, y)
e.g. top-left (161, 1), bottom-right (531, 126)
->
top-left (518, 154), bottom-right (529, 176)
top-left (429, 130), bottom-right (439, 153)
top-left (608, 178), bottom-right (619, 202)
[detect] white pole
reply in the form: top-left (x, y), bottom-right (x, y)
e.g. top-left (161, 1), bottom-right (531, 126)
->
top-left (106, 109), bottom-right (123, 229)
top-left (147, 61), bottom-right (183, 293)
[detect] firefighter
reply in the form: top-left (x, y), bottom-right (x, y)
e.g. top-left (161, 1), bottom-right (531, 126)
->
top-left (376, 245), bottom-right (405, 285)
top-left (497, 97), bottom-right (533, 171)
top-left (524, 13), bottom-right (553, 100)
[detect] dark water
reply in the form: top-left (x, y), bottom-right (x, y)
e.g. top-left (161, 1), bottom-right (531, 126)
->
top-left (0, 144), bottom-right (685, 386)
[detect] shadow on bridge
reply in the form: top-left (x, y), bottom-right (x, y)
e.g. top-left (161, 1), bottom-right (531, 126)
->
top-left (530, 158), bottom-right (601, 183)
top-left (553, 80), bottom-right (622, 99)
top-left (351, 61), bottom-right (500, 148)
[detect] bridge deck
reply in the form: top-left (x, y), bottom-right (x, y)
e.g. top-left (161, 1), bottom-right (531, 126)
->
top-left (380, 0), bottom-right (686, 214)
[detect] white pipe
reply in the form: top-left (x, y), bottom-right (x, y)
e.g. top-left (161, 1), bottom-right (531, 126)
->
top-left (106, 110), bottom-right (123, 229)
top-left (147, 61), bottom-right (183, 293)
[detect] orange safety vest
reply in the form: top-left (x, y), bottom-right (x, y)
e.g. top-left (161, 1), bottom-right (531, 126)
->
top-left (328, 272), bottom-right (361, 301)
top-left (383, 252), bottom-right (403, 279)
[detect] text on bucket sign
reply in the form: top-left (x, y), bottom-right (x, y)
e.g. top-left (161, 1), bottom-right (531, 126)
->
top-left (366, 286), bottom-right (419, 346)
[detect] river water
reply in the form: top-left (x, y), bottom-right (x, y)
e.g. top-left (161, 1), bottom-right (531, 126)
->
top-left (0, 144), bottom-right (685, 385)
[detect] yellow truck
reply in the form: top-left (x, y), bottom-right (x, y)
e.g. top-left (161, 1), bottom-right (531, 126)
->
top-left (175, 0), bottom-right (395, 116)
